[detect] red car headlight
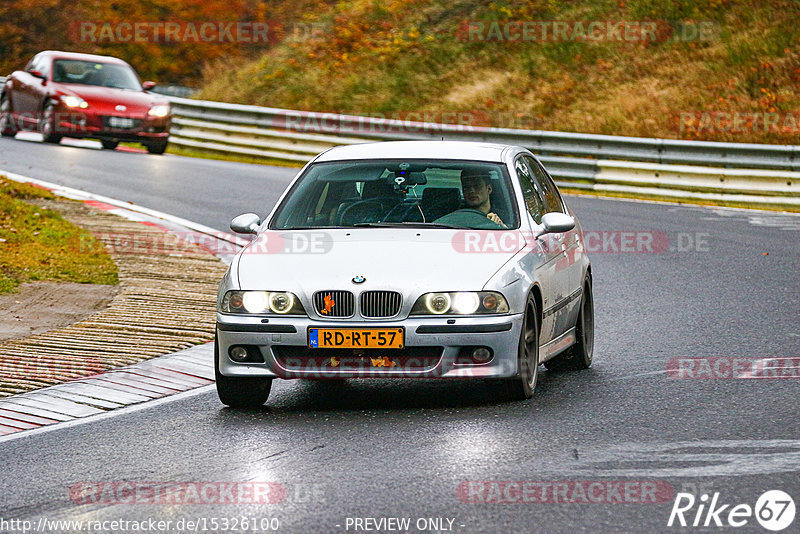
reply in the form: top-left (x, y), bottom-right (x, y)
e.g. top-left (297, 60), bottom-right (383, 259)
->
top-left (147, 105), bottom-right (170, 118)
top-left (61, 96), bottom-right (88, 109)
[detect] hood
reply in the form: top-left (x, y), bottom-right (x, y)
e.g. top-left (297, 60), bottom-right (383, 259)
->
top-left (55, 84), bottom-right (166, 114)
top-left (236, 229), bottom-right (525, 296)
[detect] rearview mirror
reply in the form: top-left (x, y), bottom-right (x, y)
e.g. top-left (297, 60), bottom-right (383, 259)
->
top-left (230, 213), bottom-right (261, 234)
top-left (142, 81), bottom-right (157, 91)
top-left (537, 212), bottom-right (575, 238)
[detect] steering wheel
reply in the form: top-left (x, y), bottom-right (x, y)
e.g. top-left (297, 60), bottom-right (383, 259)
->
top-left (434, 208), bottom-right (505, 229)
top-left (337, 199), bottom-right (387, 226)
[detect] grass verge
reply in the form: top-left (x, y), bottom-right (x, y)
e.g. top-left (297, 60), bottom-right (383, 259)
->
top-left (0, 177), bottom-right (118, 294)
top-left (166, 144), bottom-right (306, 168)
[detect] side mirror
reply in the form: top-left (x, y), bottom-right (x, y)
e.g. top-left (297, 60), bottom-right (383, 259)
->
top-left (29, 70), bottom-right (45, 80)
top-left (230, 213), bottom-right (261, 234)
top-left (537, 212), bottom-right (575, 238)
top-left (142, 81), bottom-right (157, 91)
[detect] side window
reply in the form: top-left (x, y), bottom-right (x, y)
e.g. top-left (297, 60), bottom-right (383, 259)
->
top-left (525, 156), bottom-right (564, 214)
top-left (514, 157), bottom-right (545, 224)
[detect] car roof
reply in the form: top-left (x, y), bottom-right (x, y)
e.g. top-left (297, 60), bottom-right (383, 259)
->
top-left (39, 50), bottom-right (130, 65)
top-left (314, 141), bottom-right (516, 163)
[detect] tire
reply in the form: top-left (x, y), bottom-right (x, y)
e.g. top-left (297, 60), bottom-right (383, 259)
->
top-left (40, 101), bottom-right (62, 144)
top-left (214, 337), bottom-right (272, 408)
top-left (101, 140), bottom-right (119, 150)
top-left (146, 139), bottom-right (168, 154)
top-left (0, 96), bottom-right (17, 137)
top-left (545, 278), bottom-right (594, 371)
top-left (502, 293), bottom-right (539, 400)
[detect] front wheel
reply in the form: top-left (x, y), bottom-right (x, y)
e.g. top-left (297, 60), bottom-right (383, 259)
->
top-left (215, 338), bottom-right (272, 408)
top-left (40, 101), bottom-right (62, 144)
top-left (146, 139), bottom-right (168, 154)
top-left (101, 140), bottom-right (119, 150)
top-left (502, 294), bottom-right (539, 400)
top-left (0, 97), bottom-right (17, 137)
top-left (545, 278), bottom-right (594, 371)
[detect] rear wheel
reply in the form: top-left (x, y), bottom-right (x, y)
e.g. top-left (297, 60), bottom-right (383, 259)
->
top-left (502, 294), bottom-right (539, 400)
top-left (0, 96), bottom-right (17, 137)
top-left (215, 337), bottom-right (272, 408)
top-left (146, 139), bottom-right (168, 154)
top-left (101, 140), bottom-right (119, 150)
top-left (40, 101), bottom-right (62, 144)
top-left (545, 278), bottom-right (594, 371)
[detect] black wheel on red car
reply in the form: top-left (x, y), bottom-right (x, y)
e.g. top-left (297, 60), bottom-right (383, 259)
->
top-left (1, 96), bottom-right (17, 137)
top-left (545, 277), bottom-right (594, 371)
top-left (101, 140), bottom-right (119, 150)
top-left (40, 101), bottom-right (62, 144)
top-left (502, 293), bottom-right (539, 400)
top-left (146, 139), bottom-right (168, 155)
top-left (214, 336), bottom-right (272, 408)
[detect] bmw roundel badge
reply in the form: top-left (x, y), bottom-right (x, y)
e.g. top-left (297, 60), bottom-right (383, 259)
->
top-left (352, 275), bottom-right (366, 284)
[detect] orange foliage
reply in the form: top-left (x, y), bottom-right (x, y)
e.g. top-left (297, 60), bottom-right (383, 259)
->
top-left (0, 0), bottom-right (332, 84)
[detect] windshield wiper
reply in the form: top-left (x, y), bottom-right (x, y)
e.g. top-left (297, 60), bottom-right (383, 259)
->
top-left (352, 222), bottom-right (469, 229)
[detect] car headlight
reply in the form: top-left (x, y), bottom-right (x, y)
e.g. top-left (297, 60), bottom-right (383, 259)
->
top-left (410, 292), bottom-right (509, 315)
top-left (147, 104), bottom-right (170, 118)
top-left (61, 96), bottom-right (88, 109)
top-left (221, 290), bottom-right (305, 315)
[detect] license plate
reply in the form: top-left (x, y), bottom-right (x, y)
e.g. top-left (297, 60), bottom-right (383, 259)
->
top-left (308, 328), bottom-right (404, 349)
top-left (108, 116), bottom-right (134, 128)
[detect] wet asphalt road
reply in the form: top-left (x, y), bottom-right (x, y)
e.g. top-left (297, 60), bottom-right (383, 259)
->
top-left (1, 135), bottom-right (799, 533)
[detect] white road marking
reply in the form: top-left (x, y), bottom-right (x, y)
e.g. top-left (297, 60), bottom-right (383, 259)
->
top-left (565, 440), bottom-right (800, 478)
top-left (0, 384), bottom-right (214, 444)
top-left (0, 343), bottom-right (215, 439)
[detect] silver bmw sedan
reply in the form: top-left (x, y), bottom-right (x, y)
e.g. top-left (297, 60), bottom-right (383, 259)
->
top-left (215, 141), bottom-right (594, 407)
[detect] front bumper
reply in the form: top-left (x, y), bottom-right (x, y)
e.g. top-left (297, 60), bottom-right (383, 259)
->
top-left (216, 313), bottom-right (524, 379)
top-left (53, 109), bottom-right (170, 140)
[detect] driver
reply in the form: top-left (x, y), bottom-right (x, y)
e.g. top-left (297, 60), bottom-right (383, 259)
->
top-left (461, 170), bottom-right (506, 228)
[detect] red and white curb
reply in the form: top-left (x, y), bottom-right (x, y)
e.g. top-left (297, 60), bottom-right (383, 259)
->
top-left (0, 169), bottom-right (245, 439)
top-left (0, 343), bottom-right (215, 439)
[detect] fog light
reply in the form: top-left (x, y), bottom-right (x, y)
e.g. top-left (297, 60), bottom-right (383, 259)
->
top-left (472, 347), bottom-right (492, 363)
top-left (229, 346), bottom-right (249, 362)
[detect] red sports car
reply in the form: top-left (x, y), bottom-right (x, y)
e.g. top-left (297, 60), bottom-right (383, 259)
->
top-left (0, 51), bottom-right (170, 154)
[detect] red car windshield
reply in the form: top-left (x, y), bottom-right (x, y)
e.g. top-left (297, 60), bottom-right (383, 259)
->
top-left (52, 60), bottom-right (142, 91)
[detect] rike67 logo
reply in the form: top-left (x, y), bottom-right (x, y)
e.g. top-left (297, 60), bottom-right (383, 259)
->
top-left (668, 490), bottom-right (795, 531)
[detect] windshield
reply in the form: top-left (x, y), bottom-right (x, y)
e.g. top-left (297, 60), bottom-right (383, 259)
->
top-left (52, 59), bottom-right (142, 91)
top-left (270, 159), bottom-right (519, 230)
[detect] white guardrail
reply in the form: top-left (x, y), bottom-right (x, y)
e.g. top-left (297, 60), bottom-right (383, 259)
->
top-left (166, 97), bottom-right (799, 209)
